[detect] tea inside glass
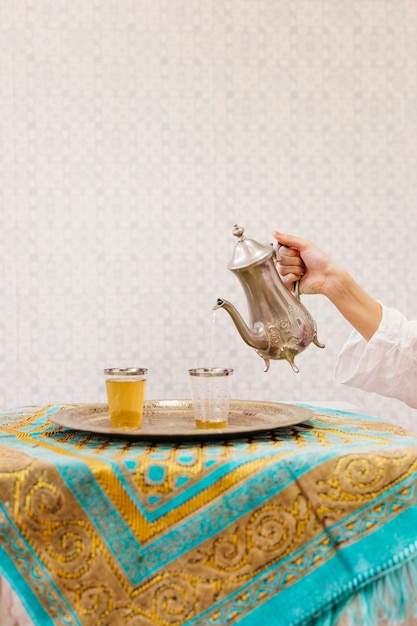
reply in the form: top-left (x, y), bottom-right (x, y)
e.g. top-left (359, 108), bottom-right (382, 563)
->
top-left (104, 368), bottom-right (147, 429)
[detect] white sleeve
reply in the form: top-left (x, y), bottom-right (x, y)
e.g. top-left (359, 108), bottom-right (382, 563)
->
top-left (335, 305), bottom-right (417, 409)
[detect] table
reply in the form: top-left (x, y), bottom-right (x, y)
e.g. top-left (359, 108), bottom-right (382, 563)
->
top-left (2, 403), bottom-right (417, 626)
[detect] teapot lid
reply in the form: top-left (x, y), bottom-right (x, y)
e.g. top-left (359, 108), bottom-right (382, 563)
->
top-left (227, 225), bottom-right (274, 270)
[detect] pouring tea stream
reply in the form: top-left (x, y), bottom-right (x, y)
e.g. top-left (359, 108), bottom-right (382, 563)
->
top-left (214, 225), bottom-right (324, 372)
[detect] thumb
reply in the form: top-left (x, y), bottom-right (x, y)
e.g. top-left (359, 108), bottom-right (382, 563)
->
top-left (273, 231), bottom-right (308, 251)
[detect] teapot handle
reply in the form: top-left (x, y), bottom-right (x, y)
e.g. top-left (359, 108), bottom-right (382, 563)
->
top-left (273, 241), bottom-right (302, 302)
top-left (294, 279), bottom-right (301, 301)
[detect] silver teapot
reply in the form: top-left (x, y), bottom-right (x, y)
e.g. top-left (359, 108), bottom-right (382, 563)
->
top-left (214, 225), bottom-right (324, 372)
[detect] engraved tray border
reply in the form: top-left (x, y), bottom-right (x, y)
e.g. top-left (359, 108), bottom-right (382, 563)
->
top-left (49, 399), bottom-right (314, 441)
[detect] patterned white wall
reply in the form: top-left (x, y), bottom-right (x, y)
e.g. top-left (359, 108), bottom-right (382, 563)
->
top-left (1, 0), bottom-right (417, 430)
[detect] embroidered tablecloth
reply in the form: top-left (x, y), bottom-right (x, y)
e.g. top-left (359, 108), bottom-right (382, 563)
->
top-left (1, 404), bottom-right (417, 626)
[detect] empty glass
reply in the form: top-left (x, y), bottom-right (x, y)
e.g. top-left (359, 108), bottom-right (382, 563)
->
top-left (188, 368), bottom-right (233, 429)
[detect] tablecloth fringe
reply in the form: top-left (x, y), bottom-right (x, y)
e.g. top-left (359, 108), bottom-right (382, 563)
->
top-left (309, 555), bottom-right (417, 626)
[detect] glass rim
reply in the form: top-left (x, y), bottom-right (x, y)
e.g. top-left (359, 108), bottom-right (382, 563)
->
top-left (188, 367), bottom-right (233, 377)
top-left (104, 367), bottom-right (147, 376)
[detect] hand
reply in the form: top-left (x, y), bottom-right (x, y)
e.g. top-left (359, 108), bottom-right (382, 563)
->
top-left (274, 237), bottom-right (305, 292)
top-left (274, 231), bottom-right (333, 296)
top-left (273, 230), bottom-right (382, 340)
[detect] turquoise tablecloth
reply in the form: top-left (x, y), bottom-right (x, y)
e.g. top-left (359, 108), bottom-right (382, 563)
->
top-left (1, 404), bottom-right (417, 626)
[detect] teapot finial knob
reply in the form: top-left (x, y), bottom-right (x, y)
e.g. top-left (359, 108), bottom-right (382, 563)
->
top-left (232, 224), bottom-right (245, 241)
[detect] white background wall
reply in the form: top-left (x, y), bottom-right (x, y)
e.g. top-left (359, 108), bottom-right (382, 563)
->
top-left (1, 0), bottom-right (416, 430)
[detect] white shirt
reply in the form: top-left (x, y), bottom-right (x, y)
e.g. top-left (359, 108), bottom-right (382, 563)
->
top-left (335, 305), bottom-right (417, 409)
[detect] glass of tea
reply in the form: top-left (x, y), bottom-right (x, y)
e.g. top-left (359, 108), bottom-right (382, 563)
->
top-left (188, 367), bottom-right (233, 429)
top-left (104, 367), bottom-right (148, 429)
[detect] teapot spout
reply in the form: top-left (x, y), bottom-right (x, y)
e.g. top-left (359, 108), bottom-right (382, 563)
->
top-left (214, 299), bottom-right (271, 369)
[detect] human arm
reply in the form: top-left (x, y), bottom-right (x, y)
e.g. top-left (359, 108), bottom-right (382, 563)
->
top-left (273, 231), bottom-right (382, 341)
top-left (274, 231), bottom-right (417, 409)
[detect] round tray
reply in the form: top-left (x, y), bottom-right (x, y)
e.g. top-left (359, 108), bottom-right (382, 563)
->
top-left (49, 399), bottom-right (313, 441)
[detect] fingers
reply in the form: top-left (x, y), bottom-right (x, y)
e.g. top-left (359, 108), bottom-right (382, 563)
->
top-left (274, 232), bottom-right (305, 291)
top-left (278, 260), bottom-right (304, 275)
top-left (276, 243), bottom-right (305, 270)
top-left (279, 263), bottom-right (305, 281)
top-left (276, 250), bottom-right (305, 293)
top-left (279, 271), bottom-right (304, 293)
top-left (277, 245), bottom-right (301, 260)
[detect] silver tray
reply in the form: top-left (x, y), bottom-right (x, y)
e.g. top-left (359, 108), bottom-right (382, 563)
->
top-left (49, 400), bottom-right (313, 441)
